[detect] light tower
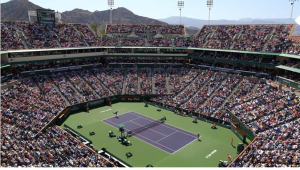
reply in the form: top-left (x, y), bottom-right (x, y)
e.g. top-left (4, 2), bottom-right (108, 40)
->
top-left (108, 0), bottom-right (114, 24)
top-left (178, 1), bottom-right (184, 25)
top-left (207, 0), bottom-right (213, 25)
top-left (289, 0), bottom-right (298, 24)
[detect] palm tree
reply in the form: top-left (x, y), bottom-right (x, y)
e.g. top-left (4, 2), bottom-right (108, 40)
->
top-left (99, 28), bottom-right (106, 36)
top-left (90, 23), bottom-right (99, 37)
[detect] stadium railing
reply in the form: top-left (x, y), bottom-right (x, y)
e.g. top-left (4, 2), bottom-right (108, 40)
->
top-left (21, 63), bottom-right (102, 77)
top-left (227, 136), bottom-right (258, 167)
top-left (277, 76), bottom-right (300, 90)
top-left (109, 63), bottom-right (183, 68)
top-left (189, 56), bottom-right (278, 67)
top-left (34, 109), bottom-right (64, 138)
top-left (1, 74), bottom-right (13, 83)
top-left (57, 126), bottom-right (116, 167)
top-left (98, 149), bottom-right (133, 167)
top-left (189, 64), bottom-right (269, 78)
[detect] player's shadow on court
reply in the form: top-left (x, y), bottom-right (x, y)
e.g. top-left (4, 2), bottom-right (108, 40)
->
top-left (231, 144), bottom-right (236, 148)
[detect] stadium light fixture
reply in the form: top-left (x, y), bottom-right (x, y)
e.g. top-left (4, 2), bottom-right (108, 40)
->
top-left (108, 0), bottom-right (114, 24)
top-left (289, 0), bottom-right (298, 24)
top-left (178, 1), bottom-right (184, 25)
top-left (207, 0), bottom-right (213, 25)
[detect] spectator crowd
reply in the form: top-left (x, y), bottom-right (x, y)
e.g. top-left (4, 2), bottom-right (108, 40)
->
top-left (1, 60), bottom-right (300, 167)
top-left (3, 21), bottom-right (298, 56)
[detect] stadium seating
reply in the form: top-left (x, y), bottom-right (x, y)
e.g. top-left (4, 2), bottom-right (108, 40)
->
top-left (91, 68), bottom-right (124, 95)
top-left (169, 71), bottom-right (212, 107)
top-left (193, 24), bottom-right (295, 54)
top-left (1, 80), bottom-right (65, 136)
top-left (120, 37), bottom-right (145, 46)
top-left (153, 70), bottom-right (168, 94)
top-left (168, 70), bottom-right (198, 94)
top-left (181, 72), bottom-right (220, 111)
top-left (106, 24), bottom-right (185, 35)
top-left (2, 61), bottom-right (300, 167)
top-left (1, 79), bottom-right (114, 167)
top-left (64, 71), bottom-right (99, 101)
top-left (17, 22), bottom-right (60, 49)
top-left (50, 72), bottom-right (85, 104)
top-left (140, 69), bottom-right (153, 94)
top-left (125, 70), bottom-right (138, 94)
top-left (86, 37), bottom-right (118, 47)
top-left (1, 21), bottom-right (25, 51)
top-left (2, 21), bottom-right (298, 56)
top-left (232, 118), bottom-right (300, 167)
top-left (264, 25), bottom-right (293, 53)
top-left (147, 37), bottom-right (172, 47)
top-left (197, 75), bottom-right (241, 114)
top-left (2, 21), bottom-right (300, 167)
top-left (77, 69), bottom-right (114, 98)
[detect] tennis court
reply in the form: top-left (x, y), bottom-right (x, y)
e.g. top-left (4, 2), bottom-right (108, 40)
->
top-left (61, 103), bottom-right (240, 167)
top-left (102, 111), bottom-right (196, 154)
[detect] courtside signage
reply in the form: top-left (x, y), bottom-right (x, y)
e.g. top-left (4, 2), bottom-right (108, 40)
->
top-left (205, 150), bottom-right (217, 159)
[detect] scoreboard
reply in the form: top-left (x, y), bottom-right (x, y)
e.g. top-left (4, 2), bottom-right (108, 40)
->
top-left (36, 9), bottom-right (55, 24)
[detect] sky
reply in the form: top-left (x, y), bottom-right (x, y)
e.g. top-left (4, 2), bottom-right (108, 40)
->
top-left (2, 0), bottom-right (300, 20)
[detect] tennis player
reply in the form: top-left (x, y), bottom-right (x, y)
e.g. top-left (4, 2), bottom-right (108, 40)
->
top-left (197, 132), bottom-right (201, 141)
top-left (114, 111), bottom-right (118, 118)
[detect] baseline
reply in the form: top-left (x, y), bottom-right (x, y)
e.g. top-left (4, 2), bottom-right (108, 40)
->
top-left (155, 130), bottom-right (178, 143)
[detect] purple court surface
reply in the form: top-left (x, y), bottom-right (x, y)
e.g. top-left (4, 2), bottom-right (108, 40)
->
top-left (102, 111), bottom-right (196, 154)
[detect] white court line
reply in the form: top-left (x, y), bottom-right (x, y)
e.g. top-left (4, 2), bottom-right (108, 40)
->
top-left (105, 119), bottom-right (175, 151)
top-left (104, 111), bottom-right (196, 154)
top-left (172, 136), bottom-right (197, 155)
top-left (155, 130), bottom-right (178, 143)
top-left (103, 116), bottom-right (141, 125)
top-left (102, 111), bottom-right (138, 121)
top-left (129, 111), bottom-right (197, 154)
top-left (128, 112), bottom-right (196, 138)
top-left (100, 109), bottom-right (111, 113)
top-left (103, 119), bottom-right (175, 154)
top-left (129, 120), bottom-right (168, 137)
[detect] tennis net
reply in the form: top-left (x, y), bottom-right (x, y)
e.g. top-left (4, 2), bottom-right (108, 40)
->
top-left (127, 118), bottom-right (165, 135)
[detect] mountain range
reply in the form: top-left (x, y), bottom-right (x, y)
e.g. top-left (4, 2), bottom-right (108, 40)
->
top-left (1, 0), bottom-right (299, 36)
top-left (159, 16), bottom-right (300, 36)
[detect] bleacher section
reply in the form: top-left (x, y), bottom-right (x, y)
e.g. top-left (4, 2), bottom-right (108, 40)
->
top-left (1, 57), bottom-right (300, 167)
top-left (2, 22), bottom-right (297, 55)
top-left (105, 24), bottom-right (185, 36)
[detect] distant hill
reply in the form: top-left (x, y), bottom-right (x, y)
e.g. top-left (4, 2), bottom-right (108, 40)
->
top-left (160, 16), bottom-right (300, 36)
top-left (1, 0), bottom-right (167, 31)
top-left (1, 0), bottom-right (299, 36)
top-left (61, 7), bottom-right (167, 29)
top-left (1, 0), bottom-right (44, 21)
